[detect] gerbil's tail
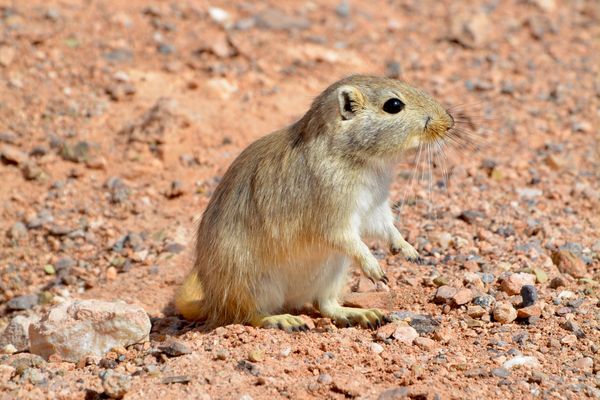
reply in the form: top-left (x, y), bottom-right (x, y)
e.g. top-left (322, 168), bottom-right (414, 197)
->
top-left (175, 270), bottom-right (206, 320)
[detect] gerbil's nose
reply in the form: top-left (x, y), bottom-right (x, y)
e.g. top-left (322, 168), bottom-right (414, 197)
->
top-left (424, 116), bottom-right (431, 128)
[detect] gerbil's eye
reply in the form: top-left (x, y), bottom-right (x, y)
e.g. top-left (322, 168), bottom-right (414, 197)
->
top-left (382, 98), bottom-right (405, 114)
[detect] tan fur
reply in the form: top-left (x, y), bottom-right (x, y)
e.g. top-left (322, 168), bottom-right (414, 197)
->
top-left (176, 75), bottom-right (453, 329)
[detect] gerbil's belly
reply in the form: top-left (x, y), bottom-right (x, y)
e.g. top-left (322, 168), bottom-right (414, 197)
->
top-left (254, 250), bottom-right (351, 313)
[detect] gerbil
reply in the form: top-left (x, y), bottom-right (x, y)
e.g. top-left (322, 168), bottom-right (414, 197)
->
top-left (176, 75), bottom-right (454, 331)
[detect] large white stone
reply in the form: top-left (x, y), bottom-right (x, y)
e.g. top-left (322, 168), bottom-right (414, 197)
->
top-left (29, 299), bottom-right (151, 362)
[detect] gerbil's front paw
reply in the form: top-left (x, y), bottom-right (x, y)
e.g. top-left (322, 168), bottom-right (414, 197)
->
top-left (362, 258), bottom-right (388, 284)
top-left (391, 241), bottom-right (422, 264)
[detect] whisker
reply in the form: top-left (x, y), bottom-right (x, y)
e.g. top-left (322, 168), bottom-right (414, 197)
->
top-left (395, 140), bottom-right (424, 222)
top-left (428, 142), bottom-right (433, 217)
top-left (434, 138), bottom-right (450, 192)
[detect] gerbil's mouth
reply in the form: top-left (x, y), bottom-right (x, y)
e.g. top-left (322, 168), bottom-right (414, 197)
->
top-left (403, 112), bottom-right (456, 151)
top-left (422, 121), bottom-right (451, 143)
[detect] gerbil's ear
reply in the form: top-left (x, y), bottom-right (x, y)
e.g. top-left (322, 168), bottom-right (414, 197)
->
top-left (337, 85), bottom-right (365, 120)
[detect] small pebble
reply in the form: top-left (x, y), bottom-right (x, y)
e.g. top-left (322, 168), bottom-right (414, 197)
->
top-left (491, 367), bottom-right (510, 378)
top-left (493, 302), bottom-right (517, 324)
top-left (335, 0), bottom-right (350, 18)
top-left (549, 275), bottom-right (568, 288)
top-left (208, 7), bottom-right (230, 26)
top-left (106, 266), bottom-right (118, 280)
top-left (551, 250), bottom-right (587, 278)
top-left (500, 273), bottom-right (535, 295)
top-left (474, 295), bottom-right (495, 309)
top-left (370, 342), bottom-right (384, 354)
top-left (162, 375), bottom-right (191, 385)
top-left (215, 349), bottom-right (229, 360)
top-left (520, 285), bottom-right (538, 307)
top-left (392, 325), bottom-right (419, 345)
top-left (385, 60), bottom-right (402, 79)
top-left (432, 276), bottom-right (449, 287)
top-left (248, 350), bottom-right (264, 362)
top-left (318, 373), bottom-right (332, 384)
top-left (574, 357), bottom-right (593, 372)
top-left (479, 272), bottom-right (495, 284)
top-left (467, 305), bottom-right (487, 318)
top-left (502, 356), bottom-right (539, 369)
top-left (8, 222), bottom-right (27, 239)
top-left (517, 304), bottom-right (541, 318)
top-left (561, 334), bottom-right (578, 345)
top-left (530, 370), bottom-right (547, 383)
top-left (413, 337), bottom-right (435, 351)
top-left (43, 264), bottom-right (56, 275)
top-left (452, 288), bottom-right (474, 306)
top-left (561, 319), bottom-right (585, 338)
top-left (7, 294), bottom-right (38, 311)
top-left (406, 314), bottom-right (440, 335)
top-left (164, 242), bottom-right (185, 253)
top-left (158, 340), bottom-right (192, 357)
top-left (1, 344), bottom-right (17, 354)
top-left (280, 347), bottom-right (291, 357)
top-left (532, 268), bottom-right (548, 283)
top-left (434, 285), bottom-right (457, 303)
top-left (102, 371), bottom-right (131, 399)
top-left (22, 368), bottom-right (46, 385)
top-left (165, 180), bottom-right (184, 198)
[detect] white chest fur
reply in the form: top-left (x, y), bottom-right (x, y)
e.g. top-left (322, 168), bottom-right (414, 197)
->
top-left (351, 162), bottom-right (394, 235)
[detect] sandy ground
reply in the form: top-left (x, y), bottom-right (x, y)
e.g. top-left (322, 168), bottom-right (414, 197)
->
top-left (0, 0), bottom-right (599, 399)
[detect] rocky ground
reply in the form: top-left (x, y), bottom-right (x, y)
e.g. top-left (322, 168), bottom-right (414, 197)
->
top-left (0, 0), bottom-right (599, 399)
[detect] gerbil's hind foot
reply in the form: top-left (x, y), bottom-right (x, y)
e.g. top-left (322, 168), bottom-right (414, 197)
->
top-left (391, 240), bottom-right (423, 264)
top-left (323, 307), bottom-right (386, 329)
top-left (250, 314), bottom-right (309, 332)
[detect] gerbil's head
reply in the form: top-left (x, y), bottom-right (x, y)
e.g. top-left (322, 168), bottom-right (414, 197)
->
top-left (300, 75), bottom-right (454, 161)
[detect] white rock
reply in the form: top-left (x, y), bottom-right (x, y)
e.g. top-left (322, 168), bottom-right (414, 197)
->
top-left (29, 299), bottom-right (151, 362)
top-left (1, 344), bottom-right (17, 354)
top-left (370, 342), bottom-right (384, 354)
top-left (502, 356), bottom-right (540, 369)
top-left (206, 78), bottom-right (238, 100)
top-left (516, 188), bottom-right (543, 199)
top-left (280, 347), bottom-right (291, 357)
top-left (438, 232), bottom-right (453, 250)
top-left (557, 290), bottom-right (576, 303)
top-left (0, 314), bottom-right (40, 351)
top-left (208, 7), bottom-right (231, 26)
top-left (531, 0), bottom-right (556, 12)
top-left (392, 325), bottom-right (419, 345)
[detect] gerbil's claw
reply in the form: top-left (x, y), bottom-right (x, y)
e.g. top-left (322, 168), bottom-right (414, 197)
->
top-left (253, 314), bottom-right (311, 332)
top-left (406, 254), bottom-right (424, 264)
top-left (381, 274), bottom-right (389, 284)
top-left (325, 307), bottom-right (387, 330)
top-left (390, 245), bottom-right (401, 255)
top-left (394, 241), bottom-right (421, 264)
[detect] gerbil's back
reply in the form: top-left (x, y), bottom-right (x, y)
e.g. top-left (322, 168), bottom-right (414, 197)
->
top-left (194, 129), bottom-right (319, 266)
